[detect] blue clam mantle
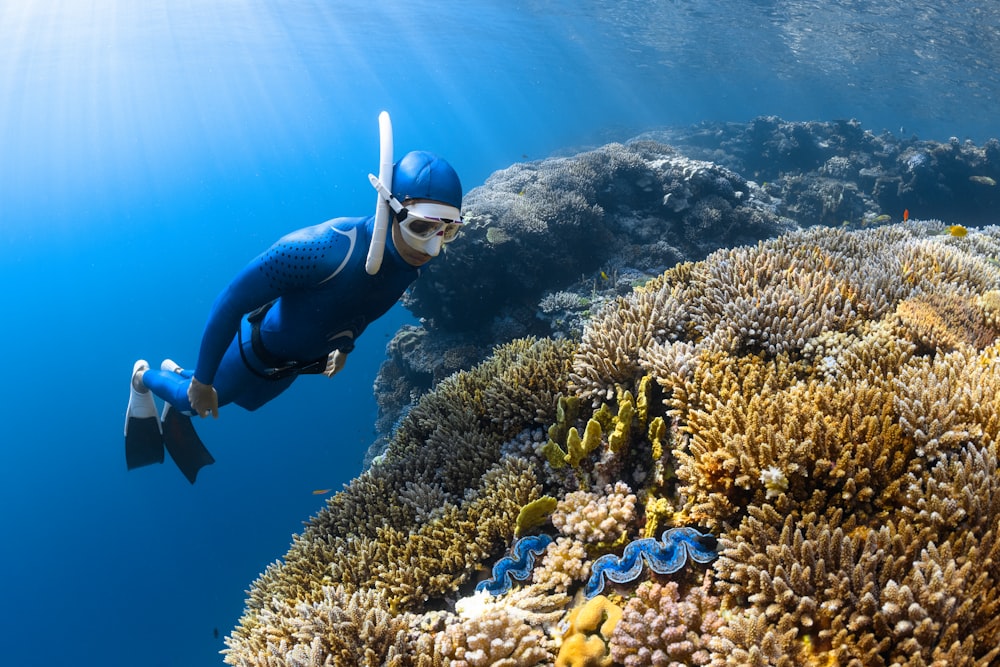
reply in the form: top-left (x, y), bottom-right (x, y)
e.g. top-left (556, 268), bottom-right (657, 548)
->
top-left (476, 534), bottom-right (553, 596)
top-left (584, 526), bottom-right (718, 598)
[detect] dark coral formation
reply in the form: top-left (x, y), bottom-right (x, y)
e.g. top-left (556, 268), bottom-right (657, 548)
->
top-left (374, 118), bottom-right (1000, 459)
top-left (226, 218), bottom-right (1000, 666)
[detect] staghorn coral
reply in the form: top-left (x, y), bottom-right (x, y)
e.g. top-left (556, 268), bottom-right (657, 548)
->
top-left (894, 292), bottom-right (1000, 352)
top-left (226, 338), bottom-right (574, 664)
top-left (221, 585), bottom-right (409, 667)
top-left (609, 574), bottom-right (723, 667)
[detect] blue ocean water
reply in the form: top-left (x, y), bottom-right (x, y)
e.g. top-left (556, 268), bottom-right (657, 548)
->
top-left (1, 2), bottom-right (997, 665)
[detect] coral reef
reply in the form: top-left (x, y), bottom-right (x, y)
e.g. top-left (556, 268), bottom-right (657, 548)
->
top-left (429, 605), bottom-right (551, 667)
top-left (551, 481), bottom-right (637, 545)
top-left (228, 156), bottom-right (1000, 664)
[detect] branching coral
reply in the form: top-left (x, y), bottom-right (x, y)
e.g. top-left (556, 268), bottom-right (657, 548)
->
top-left (222, 586), bottom-right (409, 667)
top-left (225, 338), bottom-right (574, 663)
top-left (610, 574), bottom-right (723, 667)
top-left (431, 606), bottom-right (552, 666)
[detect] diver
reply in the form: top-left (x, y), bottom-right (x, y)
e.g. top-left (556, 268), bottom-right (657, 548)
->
top-left (124, 113), bottom-right (463, 483)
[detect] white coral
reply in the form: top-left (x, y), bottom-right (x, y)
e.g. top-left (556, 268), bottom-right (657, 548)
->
top-left (760, 465), bottom-right (789, 499)
top-left (551, 481), bottom-right (636, 543)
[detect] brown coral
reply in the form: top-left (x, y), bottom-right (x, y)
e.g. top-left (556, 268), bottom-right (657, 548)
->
top-left (221, 586), bottom-right (409, 667)
top-left (894, 292), bottom-right (1000, 352)
top-left (226, 338), bottom-right (574, 663)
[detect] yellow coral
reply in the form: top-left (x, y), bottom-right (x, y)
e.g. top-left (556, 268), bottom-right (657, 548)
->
top-left (556, 595), bottom-right (623, 667)
top-left (636, 374), bottom-right (653, 426)
top-left (607, 391), bottom-right (634, 454)
top-left (516, 496), bottom-right (558, 537)
top-left (565, 419), bottom-right (603, 466)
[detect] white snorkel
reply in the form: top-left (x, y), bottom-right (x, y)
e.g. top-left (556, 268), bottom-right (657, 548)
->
top-left (365, 111), bottom-right (394, 275)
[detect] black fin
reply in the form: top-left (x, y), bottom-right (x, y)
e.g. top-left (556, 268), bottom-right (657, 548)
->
top-left (125, 416), bottom-right (165, 470)
top-left (161, 405), bottom-right (215, 484)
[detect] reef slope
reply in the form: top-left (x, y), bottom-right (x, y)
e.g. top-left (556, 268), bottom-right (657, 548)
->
top-left (225, 220), bottom-right (1000, 666)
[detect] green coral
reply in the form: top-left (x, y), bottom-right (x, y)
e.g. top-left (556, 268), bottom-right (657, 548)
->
top-left (516, 495), bottom-right (558, 537)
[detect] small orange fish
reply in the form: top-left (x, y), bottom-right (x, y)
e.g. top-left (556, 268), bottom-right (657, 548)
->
top-left (903, 208), bottom-right (909, 221)
top-left (312, 488), bottom-right (332, 496)
top-left (947, 225), bottom-right (967, 237)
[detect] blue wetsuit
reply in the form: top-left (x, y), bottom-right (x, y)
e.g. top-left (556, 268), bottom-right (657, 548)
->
top-left (143, 215), bottom-right (418, 412)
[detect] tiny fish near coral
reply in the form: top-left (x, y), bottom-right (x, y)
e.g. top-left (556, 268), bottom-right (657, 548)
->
top-left (476, 533), bottom-right (553, 596)
top-left (585, 527), bottom-right (718, 598)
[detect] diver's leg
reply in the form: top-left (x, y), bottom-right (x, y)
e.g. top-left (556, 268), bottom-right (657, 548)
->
top-left (149, 360), bottom-right (215, 483)
top-left (212, 336), bottom-right (297, 411)
top-left (142, 367), bottom-right (194, 413)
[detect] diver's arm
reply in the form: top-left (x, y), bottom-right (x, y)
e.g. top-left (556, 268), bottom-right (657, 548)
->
top-left (323, 349), bottom-right (348, 378)
top-left (193, 259), bottom-right (282, 386)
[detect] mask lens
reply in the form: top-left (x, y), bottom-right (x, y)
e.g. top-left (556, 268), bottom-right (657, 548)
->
top-left (403, 216), bottom-right (443, 239)
top-left (442, 223), bottom-right (461, 242)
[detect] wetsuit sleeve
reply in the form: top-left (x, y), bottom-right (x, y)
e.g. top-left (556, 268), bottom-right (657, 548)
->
top-left (193, 224), bottom-right (351, 384)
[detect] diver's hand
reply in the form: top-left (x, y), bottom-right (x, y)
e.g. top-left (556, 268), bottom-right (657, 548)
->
top-left (323, 350), bottom-right (347, 378)
top-left (188, 377), bottom-right (219, 418)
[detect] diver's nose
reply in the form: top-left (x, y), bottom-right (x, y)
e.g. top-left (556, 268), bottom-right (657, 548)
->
top-left (425, 232), bottom-right (445, 257)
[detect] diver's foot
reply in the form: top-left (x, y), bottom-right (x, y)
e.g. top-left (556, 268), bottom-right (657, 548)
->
top-left (161, 359), bottom-right (183, 374)
top-left (132, 360), bottom-right (150, 393)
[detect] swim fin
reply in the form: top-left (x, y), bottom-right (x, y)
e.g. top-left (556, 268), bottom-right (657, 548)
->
top-left (124, 364), bottom-right (165, 470)
top-left (161, 403), bottom-right (215, 484)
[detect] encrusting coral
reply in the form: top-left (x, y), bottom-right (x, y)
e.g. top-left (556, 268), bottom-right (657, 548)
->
top-left (226, 221), bottom-right (1000, 667)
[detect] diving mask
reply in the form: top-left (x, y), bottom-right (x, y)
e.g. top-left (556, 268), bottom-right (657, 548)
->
top-left (398, 201), bottom-right (464, 256)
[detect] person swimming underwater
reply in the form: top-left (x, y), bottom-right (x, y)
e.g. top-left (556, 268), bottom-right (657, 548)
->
top-left (124, 116), bottom-right (463, 483)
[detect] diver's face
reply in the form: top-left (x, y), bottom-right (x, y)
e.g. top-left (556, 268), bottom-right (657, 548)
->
top-left (393, 198), bottom-right (463, 265)
top-left (392, 220), bottom-right (434, 267)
